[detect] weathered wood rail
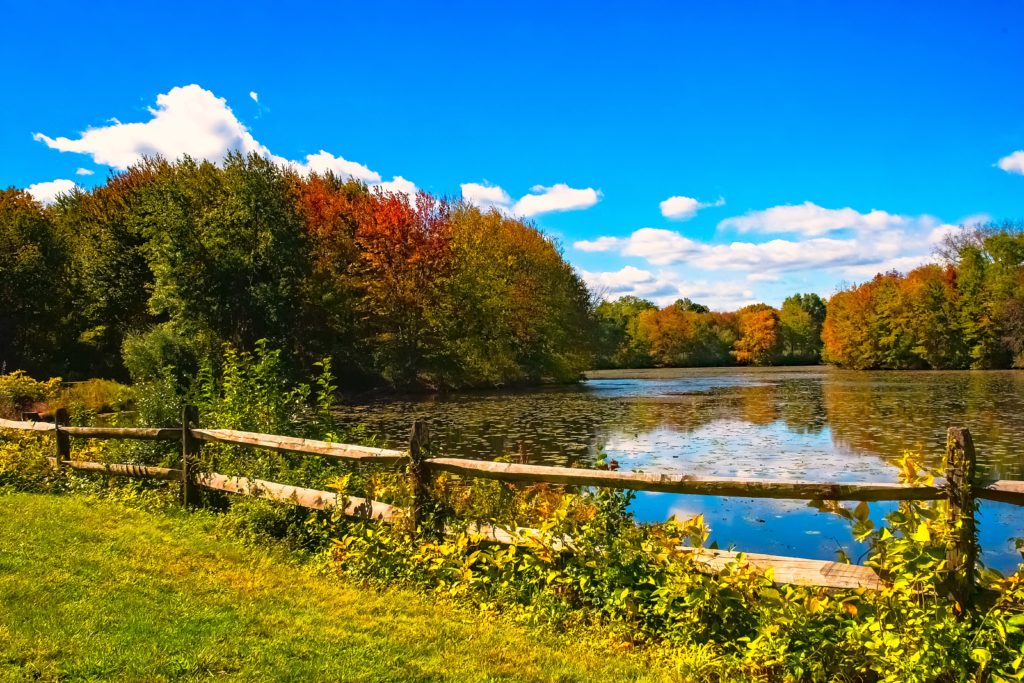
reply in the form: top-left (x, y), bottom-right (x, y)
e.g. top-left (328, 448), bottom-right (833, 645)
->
top-left (1, 409), bottom-right (1013, 603)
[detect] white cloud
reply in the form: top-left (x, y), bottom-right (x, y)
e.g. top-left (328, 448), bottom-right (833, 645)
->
top-left (372, 175), bottom-right (417, 200)
top-left (249, 91), bottom-right (259, 103)
top-left (959, 213), bottom-right (991, 228)
top-left (32, 84), bottom-right (411, 195)
top-left (34, 84), bottom-right (276, 170)
top-left (293, 150), bottom-right (381, 183)
top-left (513, 183), bottom-right (600, 217)
top-left (459, 180), bottom-right (601, 217)
top-left (576, 204), bottom-right (963, 278)
top-left (746, 272), bottom-right (781, 282)
top-left (719, 201), bottom-right (907, 237)
top-left (26, 178), bottom-right (76, 205)
top-left (461, 182), bottom-right (512, 212)
top-left (575, 236), bottom-right (624, 252)
top-left (660, 195), bottom-right (725, 220)
top-left (997, 150), bottom-right (1024, 175)
top-left (581, 266), bottom-right (755, 309)
top-left (75, 167), bottom-right (94, 176)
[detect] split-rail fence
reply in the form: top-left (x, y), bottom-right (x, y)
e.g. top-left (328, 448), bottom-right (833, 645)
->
top-left (3, 407), bottom-right (1020, 612)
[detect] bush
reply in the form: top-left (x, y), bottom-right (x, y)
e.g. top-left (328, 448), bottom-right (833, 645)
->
top-left (121, 323), bottom-right (200, 387)
top-left (0, 371), bottom-right (60, 418)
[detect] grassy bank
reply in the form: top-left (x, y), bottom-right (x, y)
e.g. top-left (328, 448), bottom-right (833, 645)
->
top-left (0, 493), bottom-right (676, 682)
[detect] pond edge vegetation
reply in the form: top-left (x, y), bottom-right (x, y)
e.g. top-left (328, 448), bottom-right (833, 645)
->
top-left (5, 348), bottom-right (1024, 681)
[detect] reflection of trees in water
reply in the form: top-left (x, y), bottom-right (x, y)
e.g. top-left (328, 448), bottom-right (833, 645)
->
top-left (822, 371), bottom-right (1024, 478)
top-left (608, 380), bottom-right (827, 437)
top-left (336, 370), bottom-right (1024, 479)
top-left (336, 390), bottom-right (619, 466)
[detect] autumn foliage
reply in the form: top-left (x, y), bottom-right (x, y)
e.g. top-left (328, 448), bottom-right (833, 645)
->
top-left (595, 295), bottom-right (824, 368)
top-left (1, 154), bottom-right (594, 389)
top-left (823, 227), bottom-right (1024, 370)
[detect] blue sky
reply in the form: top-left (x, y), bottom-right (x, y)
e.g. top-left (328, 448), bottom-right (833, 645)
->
top-left (3, 1), bottom-right (1023, 309)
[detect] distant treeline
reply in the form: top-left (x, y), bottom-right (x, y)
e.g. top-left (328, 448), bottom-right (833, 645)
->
top-left (4, 155), bottom-right (1022, 386)
top-left (0, 154), bottom-right (594, 389)
top-left (824, 223), bottom-right (1024, 369)
top-left (594, 223), bottom-right (1024, 371)
top-left (593, 294), bottom-right (827, 368)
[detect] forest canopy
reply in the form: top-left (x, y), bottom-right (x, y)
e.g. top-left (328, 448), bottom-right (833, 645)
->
top-left (4, 156), bottom-right (1021, 385)
top-left (0, 154), bottom-right (594, 389)
top-left (822, 222), bottom-right (1024, 370)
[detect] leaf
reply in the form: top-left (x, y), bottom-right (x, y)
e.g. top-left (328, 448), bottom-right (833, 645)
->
top-left (853, 501), bottom-right (870, 522)
top-left (910, 522), bottom-right (931, 543)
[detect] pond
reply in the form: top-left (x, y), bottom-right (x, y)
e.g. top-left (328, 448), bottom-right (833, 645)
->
top-left (333, 367), bottom-right (1024, 572)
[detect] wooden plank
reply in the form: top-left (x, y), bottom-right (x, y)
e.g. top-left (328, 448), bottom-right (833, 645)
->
top-left (976, 480), bottom-right (1024, 505)
top-left (425, 458), bottom-right (944, 501)
top-left (62, 426), bottom-right (182, 440)
top-left (52, 459), bottom-right (183, 480)
top-left (408, 420), bottom-right (431, 533)
top-left (455, 521), bottom-right (880, 590)
top-left (678, 547), bottom-right (885, 590)
top-left (181, 406), bottom-right (200, 507)
top-left (194, 472), bottom-right (401, 522)
top-left (54, 408), bottom-right (71, 470)
top-left (192, 429), bottom-right (405, 464)
top-left (0, 417), bottom-right (55, 432)
top-left (945, 427), bottom-right (978, 613)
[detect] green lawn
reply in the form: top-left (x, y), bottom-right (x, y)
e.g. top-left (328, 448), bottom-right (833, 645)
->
top-left (0, 493), bottom-right (679, 682)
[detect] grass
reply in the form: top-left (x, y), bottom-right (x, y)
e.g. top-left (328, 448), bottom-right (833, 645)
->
top-left (0, 492), bottom-right (681, 682)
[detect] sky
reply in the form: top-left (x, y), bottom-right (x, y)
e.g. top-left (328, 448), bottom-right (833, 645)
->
top-left (2, 1), bottom-right (1023, 310)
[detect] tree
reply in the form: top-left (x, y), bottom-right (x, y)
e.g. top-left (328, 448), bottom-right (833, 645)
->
top-left (0, 189), bottom-right (69, 376)
top-left (733, 305), bottom-right (781, 365)
top-left (140, 153), bottom-right (310, 358)
top-left (778, 293), bottom-right (826, 364)
top-left (52, 160), bottom-right (165, 378)
top-left (594, 296), bottom-right (657, 368)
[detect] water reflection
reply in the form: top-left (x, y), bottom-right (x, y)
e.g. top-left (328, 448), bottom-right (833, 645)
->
top-left (334, 367), bottom-right (1024, 571)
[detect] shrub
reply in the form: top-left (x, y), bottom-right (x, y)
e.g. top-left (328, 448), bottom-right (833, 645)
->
top-left (0, 371), bottom-right (60, 418)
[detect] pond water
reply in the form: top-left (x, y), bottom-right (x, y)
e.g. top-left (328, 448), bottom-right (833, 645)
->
top-left (333, 367), bottom-right (1024, 572)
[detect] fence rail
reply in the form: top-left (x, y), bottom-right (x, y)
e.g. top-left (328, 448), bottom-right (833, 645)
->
top-left (1, 409), bottom-right (1014, 602)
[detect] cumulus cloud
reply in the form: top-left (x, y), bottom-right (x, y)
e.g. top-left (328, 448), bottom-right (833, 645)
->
top-left (26, 178), bottom-right (76, 205)
top-left (461, 182), bottom-right (513, 212)
top-left (718, 201), bottom-right (908, 237)
top-left (576, 228), bottom-right (700, 264)
top-left (660, 195), bottom-right (725, 220)
top-left (575, 203), bottom-right (963, 279)
top-left (292, 150), bottom-right (381, 183)
top-left (372, 175), bottom-right (417, 199)
top-left (459, 180), bottom-right (601, 217)
top-left (997, 150), bottom-right (1024, 175)
top-left (34, 84), bottom-right (276, 170)
top-left (581, 266), bottom-right (755, 309)
top-left (32, 84), bottom-right (415, 198)
top-left (249, 91), bottom-right (259, 103)
top-left (75, 167), bottom-right (94, 176)
top-left (513, 183), bottom-right (600, 217)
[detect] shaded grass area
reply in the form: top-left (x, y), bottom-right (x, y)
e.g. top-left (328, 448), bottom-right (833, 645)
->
top-left (0, 493), bottom-right (675, 682)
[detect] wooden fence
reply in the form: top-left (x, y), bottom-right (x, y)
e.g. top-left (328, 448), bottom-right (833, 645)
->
top-left (2, 409), bottom-right (1020, 609)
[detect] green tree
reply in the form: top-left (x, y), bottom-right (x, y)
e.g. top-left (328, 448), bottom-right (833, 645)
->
top-left (778, 293), bottom-right (826, 364)
top-left (593, 296), bottom-right (657, 368)
top-left (0, 189), bottom-right (69, 376)
top-left (139, 153), bottom-right (310, 359)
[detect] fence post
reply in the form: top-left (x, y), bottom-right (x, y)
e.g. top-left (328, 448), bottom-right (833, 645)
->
top-left (181, 405), bottom-right (200, 507)
top-left (945, 426), bottom-right (978, 614)
top-left (53, 407), bottom-right (70, 469)
top-left (408, 420), bottom-right (431, 534)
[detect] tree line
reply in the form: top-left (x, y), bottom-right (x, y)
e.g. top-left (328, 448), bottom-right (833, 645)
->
top-left (0, 154), bottom-right (594, 389)
top-left (3, 155), bottom-right (1021, 385)
top-left (593, 294), bottom-right (827, 368)
top-left (823, 223), bottom-right (1024, 369)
